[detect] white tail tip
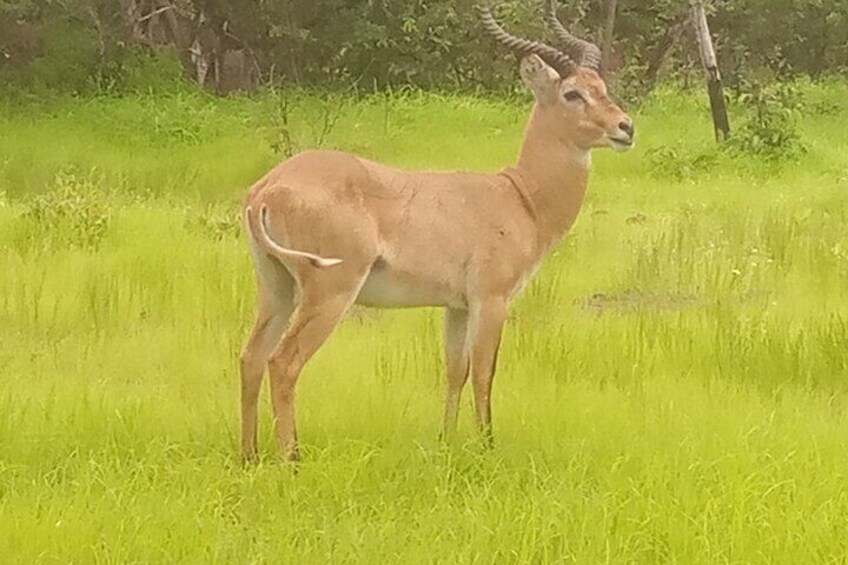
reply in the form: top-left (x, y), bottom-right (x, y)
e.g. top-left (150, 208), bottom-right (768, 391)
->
top-left (250, 204), bottom-right (344, 269)
top-left (315, 257), bottom-right (343, 268)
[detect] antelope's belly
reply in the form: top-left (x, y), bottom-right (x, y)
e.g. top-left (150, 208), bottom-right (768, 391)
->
top-left (356, 263), bottom-right (462, 309)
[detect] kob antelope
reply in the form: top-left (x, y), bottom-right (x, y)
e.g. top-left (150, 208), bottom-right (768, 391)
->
top-left (241, 2), bottom-right (634, 461)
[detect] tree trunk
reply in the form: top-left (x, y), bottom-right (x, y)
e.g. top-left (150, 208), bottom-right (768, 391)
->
top-left (642, 15), bottom-right (688, 95)
top-left (218, 49), bottom-right (259, 94)
top-left (690, 0), bottom-right (730, 142)
top-left (600, 0), bottom-right (618, 75)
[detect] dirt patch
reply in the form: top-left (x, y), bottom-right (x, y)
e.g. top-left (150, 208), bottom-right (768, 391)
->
top-left (575, 291), bottom-right (701, 314)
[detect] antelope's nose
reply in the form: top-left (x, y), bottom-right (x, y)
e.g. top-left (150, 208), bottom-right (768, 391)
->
top-left (619, 120), bottom-right (635, 138)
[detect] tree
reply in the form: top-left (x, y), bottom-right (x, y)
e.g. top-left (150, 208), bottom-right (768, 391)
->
top-left (691, 0), bottom-right (730, 141)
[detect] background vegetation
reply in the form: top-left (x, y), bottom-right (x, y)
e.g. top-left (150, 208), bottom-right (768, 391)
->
top-left (2, 0), bottom-right (848, 97)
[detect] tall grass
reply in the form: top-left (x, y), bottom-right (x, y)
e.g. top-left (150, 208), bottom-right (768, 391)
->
top-left (1, 83), bottom-right (848, 563)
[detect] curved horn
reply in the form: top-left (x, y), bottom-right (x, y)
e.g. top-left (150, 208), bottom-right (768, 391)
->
top-left (478, 4), bottom-right (575, 77)
top-left (545, 0), bottom-right (602, 70)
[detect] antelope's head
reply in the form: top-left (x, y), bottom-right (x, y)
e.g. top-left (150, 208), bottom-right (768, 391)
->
top-left (480, 1), bottom-right (634, 153)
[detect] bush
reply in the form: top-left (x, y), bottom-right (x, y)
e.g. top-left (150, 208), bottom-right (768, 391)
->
top-left (263, 90), bottom-right (348, 157)
top-left (645, 145), bottom-right (719, 181)
top-left (727, 80), bottom-right (806, 160)
top-left (97, 47), bottom-right (186, 95)
top-left (24, 171), bottom-right (112, 250)
top-left (186, 203), bottom-right (242, 242)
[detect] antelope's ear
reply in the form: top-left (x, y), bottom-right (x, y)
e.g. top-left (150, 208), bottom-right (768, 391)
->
top-left (520, 55), bottom-right (560, 105)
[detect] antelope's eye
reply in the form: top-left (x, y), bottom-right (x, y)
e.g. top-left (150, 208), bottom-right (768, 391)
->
top-left (562, 89), bottom-right (585, 104)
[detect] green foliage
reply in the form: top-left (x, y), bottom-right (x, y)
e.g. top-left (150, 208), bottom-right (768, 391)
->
top-left (23, 171), bottom-right (112, 250)
top-left (1, 15), bottom-right (185, 97)
top-left (0, 0), bottom-right (34, 18)
top-left (17, 18), bottom-right (103, 95)
top-left (264, 90), bottom-right (299, 157)
top-left (729, 80), bottom-right (806, 160)
top-left (2, 0), bottom-right (847, 95)
top-left (98, 48), bottom-right (187, 95)
top-left (263, 89), bottom-right (350, 157)
top-left (185, 202), bottom-right (242, 241)
top-left (645, 145), bottom-right (719, 182)
top-left (715, 0), bottom-right (848, 80)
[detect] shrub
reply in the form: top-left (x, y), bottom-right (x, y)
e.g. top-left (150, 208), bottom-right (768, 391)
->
top-left (263, 90), bottom-right (348, 157)
top-left (186, 204), bottom-right (242, 242)
top-left (25, 171), bottom-right (112, 250)
top-left (728, 80), bottom-right (806, 160)
top-left (645, 145), bottom-right (719, 181)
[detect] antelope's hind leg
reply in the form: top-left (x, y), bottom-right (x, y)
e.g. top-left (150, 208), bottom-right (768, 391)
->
top-left (266, 265), bottom-right (369, 461)
top-left (239, 260), bottom-right (296, 463)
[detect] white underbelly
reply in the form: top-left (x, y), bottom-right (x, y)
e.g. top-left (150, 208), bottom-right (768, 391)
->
top-left (356, 267), bottom-right (457, 308)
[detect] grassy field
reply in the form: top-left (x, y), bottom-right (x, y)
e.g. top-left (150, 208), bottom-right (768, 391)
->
top-left (2, 82), bottom-right (848, 563)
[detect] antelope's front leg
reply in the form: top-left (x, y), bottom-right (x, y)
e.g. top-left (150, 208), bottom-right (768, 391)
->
top-left (469, 298), bottom-right (508, 446)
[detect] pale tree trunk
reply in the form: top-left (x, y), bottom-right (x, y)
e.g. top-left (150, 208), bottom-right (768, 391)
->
top-left (690, 0), bottom-right (730, 141)
top-left (190, 39), bottom-right (210, 86)
top-left (600, 0), bottom-right (617, 76)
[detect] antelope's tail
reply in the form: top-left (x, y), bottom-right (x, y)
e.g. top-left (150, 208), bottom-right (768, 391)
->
top-left (245, 204), bottom-right (343, 268)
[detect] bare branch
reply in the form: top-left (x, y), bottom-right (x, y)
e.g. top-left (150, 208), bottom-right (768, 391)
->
top-left (137, 5), bottom-right (173, 24)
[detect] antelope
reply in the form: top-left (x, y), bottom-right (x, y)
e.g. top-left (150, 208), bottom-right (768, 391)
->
top-left (240, 2), bottom-right (634, 462)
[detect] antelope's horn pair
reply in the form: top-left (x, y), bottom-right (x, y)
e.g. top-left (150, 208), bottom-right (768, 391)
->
top-left (478, 1), bottom-right (602, 76)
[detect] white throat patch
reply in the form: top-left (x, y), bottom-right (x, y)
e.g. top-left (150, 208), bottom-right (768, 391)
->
top-left (573, 151), bottom-right (591, 168)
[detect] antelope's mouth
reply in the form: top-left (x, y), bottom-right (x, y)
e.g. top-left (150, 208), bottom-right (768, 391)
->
top-left (607, 136), bottom-right (634, 152)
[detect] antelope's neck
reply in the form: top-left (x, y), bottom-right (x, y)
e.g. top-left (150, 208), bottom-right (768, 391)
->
top-left (513, 107), bottom-right (591, 250)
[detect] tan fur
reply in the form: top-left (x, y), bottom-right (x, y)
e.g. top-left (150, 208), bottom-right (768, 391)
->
top-left (239, 57), bottom-right (633, 461)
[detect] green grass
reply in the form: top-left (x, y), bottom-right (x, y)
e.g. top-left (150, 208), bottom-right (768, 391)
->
top-left (2, 82), bottom-right (848, 563)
